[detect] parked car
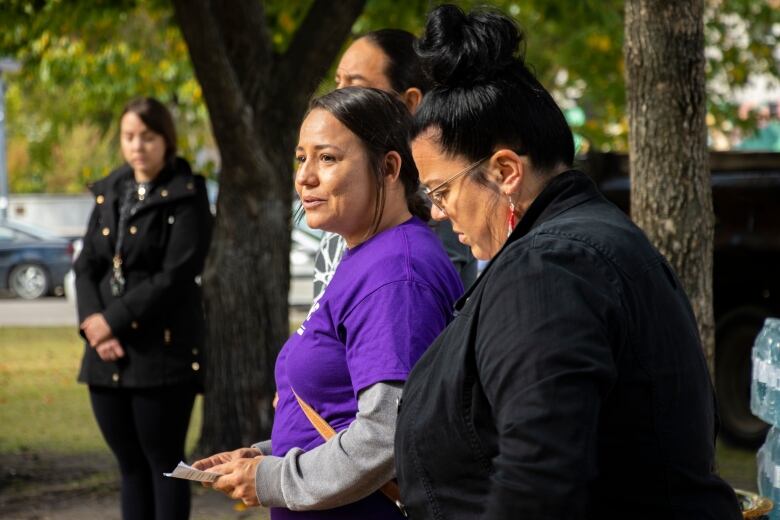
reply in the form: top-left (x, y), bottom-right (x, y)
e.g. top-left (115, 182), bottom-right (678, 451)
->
top-left (584, 150), bottom-right (780, 447)
top-left (0, 220), bottom-right (73, 299)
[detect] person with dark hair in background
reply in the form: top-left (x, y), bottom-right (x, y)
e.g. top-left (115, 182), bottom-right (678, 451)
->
top-left (75, 97), bottom-right (213, 520)
top-left (313, 29), bottom-right (476, 302)
top-left (191, 87), bottom-right (462, 519)
top-left (394, 5), bottom-right (742, 519)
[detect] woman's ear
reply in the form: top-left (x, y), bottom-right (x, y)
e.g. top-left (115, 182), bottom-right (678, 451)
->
top-left (383, 151), bottom-right (403, 182)
top-left (489, 149), bottom-right (525, 195)
top-left (402, 88), bottom-right (423, 114)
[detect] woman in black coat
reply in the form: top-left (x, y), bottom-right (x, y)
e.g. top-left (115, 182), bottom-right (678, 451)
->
top-left (394, 5), bottom-right (742, 519)
top-left (75, 97), bottom-right (212, 520)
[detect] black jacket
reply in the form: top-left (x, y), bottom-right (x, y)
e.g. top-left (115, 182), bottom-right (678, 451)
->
top-left (395, 171), bottom-right (741, 519)
top-left (76, 158), bottom-right (213, 389)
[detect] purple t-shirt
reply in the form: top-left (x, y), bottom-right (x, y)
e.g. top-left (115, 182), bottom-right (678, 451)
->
top-left (270, 217), bottom-right (463, 519)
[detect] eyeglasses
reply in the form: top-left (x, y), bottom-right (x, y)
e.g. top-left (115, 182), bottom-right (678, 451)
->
top-left (424, 157), bottom-right (488, 215)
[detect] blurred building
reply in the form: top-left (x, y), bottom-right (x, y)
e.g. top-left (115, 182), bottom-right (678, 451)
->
top-left (7, 193), bottom-right (93, 238)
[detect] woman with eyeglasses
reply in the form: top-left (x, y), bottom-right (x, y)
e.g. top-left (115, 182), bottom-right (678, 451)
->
top-left (393, 5), bottom-right (741, 519)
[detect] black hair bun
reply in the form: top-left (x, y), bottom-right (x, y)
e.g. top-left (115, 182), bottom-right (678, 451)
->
top-left (416, 4), bottom-right (524, 88)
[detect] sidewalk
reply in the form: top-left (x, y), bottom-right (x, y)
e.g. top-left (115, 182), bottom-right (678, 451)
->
top-left (0, 296), bottom-right (78, 327)
top-left (0, 295), bottom-right (308, 328)
top-left (0, 452), bottom-right (269, 520)
top-left (1, 485), bottom-right (269, 520)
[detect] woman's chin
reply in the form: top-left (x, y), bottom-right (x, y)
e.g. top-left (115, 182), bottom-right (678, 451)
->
top-left (303, 212), bottom-right (317, 227)
top-left (470, 244), bottom-right (494, 262)
top-left (304, 213), bottom-right (330, 232)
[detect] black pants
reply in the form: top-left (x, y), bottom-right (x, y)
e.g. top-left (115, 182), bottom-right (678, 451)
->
top-left (89, 384), bottom-right (197, 520)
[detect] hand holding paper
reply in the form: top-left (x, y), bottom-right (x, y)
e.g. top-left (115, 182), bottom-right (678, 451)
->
top-left (186, 447), bottom-right (265, 506)
top-left (208, 456), bottom-right (264, 507)
top-left (192, 446), bottom-right (262, 472)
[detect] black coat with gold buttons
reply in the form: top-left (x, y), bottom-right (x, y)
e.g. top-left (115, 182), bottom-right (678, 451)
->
top-left (75, 157), bottom-right (213, 389)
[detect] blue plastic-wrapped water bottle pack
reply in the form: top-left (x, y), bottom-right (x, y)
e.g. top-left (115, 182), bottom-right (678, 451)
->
top-left (752, 319), bottom-right (780, 425)
top-left (752, 318), bottom-right (780, 518)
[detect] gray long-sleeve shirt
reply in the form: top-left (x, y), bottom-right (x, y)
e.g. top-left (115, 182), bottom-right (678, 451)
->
top-left (254, 381), bottom-right (402, 510)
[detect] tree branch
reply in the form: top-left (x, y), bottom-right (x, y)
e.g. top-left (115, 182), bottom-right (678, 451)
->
top-left (271, 0), bottom-right (367, 134)
top-left (209, 0), bottom-right (273, 106)
top-left (172, 0), bottom-right (271, 177)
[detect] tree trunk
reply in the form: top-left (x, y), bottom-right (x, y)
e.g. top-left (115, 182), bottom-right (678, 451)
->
top-left (624, 0), bottom-right (714, 376)
top-left (172, 0), bottom-right (366, 453)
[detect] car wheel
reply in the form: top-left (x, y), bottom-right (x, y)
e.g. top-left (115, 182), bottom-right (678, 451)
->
top-left (715, 307), bottom-right (771, 448)
top-left (9, 263), bottom-right (50, 300)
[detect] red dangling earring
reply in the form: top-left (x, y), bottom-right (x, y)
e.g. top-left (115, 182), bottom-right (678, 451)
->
top-left (507, 195), bottom-right (517, 237)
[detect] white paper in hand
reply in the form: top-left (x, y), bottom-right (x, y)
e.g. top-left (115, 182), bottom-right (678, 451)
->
top-left (163, 461), bottom-right (221, 482)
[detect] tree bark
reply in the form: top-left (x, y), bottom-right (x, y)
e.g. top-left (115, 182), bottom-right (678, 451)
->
top-left (624, 0), bottom-right (714, 375)
top-left (172, 0), bottom-right (366, 452)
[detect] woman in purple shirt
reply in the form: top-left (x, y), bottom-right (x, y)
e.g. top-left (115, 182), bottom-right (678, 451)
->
top-left (192, 87), bottom-right (463, 519)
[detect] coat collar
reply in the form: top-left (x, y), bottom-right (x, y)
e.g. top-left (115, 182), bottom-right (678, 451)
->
top-left (455, 169), bottom-right (600, 308)
top-left (87, 157), bottom-right (198, 220)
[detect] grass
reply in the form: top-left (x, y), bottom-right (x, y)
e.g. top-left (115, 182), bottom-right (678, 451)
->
top-left (718, 439), bottom-right (759, 492)
top-left (0, 327), bottom-right (202, 455)
top-left (0, 326), bottom-right (272, 519)
top-left (0, 326), bottom-right (762, 497)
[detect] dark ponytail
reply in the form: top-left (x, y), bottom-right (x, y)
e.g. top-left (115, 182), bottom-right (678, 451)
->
top-left (406, 192), bottom-right (431, 222)
top-left (415, 5), bottom-right (521, 88)
top-left (308, 87), bottom-right (430, 233)
top-left (413, 4), bottom-right (574, 174)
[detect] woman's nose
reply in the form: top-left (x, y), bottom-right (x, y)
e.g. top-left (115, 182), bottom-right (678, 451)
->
top-left (295, 162), bottom-right (316, 187)
top-left (430, 204), bottom-right (448, 221)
